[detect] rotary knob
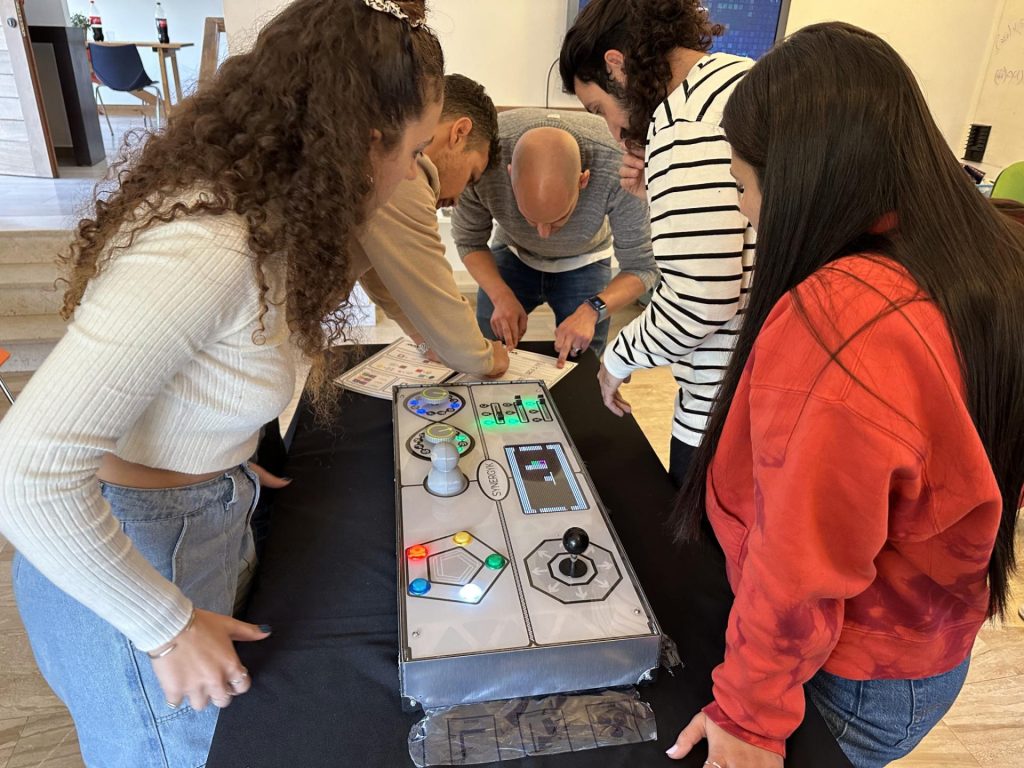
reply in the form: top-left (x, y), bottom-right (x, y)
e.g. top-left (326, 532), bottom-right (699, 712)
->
top-left (419, 387), bottom-right (449, 405)
top-left (424, 424), bottom-right (458, 444)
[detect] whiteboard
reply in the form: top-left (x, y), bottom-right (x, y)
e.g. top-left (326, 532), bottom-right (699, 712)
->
top-left (973, 1), bottom-right (1024, 171)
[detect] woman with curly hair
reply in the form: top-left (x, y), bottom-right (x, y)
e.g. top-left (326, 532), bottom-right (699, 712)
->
top-left (560, 0), bottom-right (757, 486)
top-left (0, 0), bottom-right (443, 764)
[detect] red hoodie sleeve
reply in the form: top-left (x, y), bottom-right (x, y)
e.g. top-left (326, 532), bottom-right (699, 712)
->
top-left (703, 294), bottom-right (926, 755)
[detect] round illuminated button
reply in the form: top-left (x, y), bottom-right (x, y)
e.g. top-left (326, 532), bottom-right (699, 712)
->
top-left (408, 578), bottom-right (430, 595)
top-left (420, 387), bottom-right (449, 405)
top-left (424, 424), bottom-right (458, 444)
top-left (452, 531), bottom-right (472, 546)
top-left (458, 584), bottom-right (483, 602)
top-left (407, 544), bottom-right (427, 560)
top-left (485, 553), bottom-right (506, 569)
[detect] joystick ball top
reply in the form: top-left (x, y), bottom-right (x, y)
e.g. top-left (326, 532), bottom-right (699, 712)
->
top-left (562, 527), bottom-right (589, 555)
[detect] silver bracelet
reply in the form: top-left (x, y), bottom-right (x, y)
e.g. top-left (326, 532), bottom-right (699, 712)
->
top-left (147, 608), bottom-right (197, 659)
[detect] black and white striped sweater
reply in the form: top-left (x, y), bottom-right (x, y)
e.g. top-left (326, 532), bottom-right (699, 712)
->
top-left (603, 52), bottom-right (756, 446)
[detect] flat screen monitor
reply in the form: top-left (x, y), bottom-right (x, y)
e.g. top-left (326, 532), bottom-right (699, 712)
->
top-left (704, 0), bottom-right (792, 60)
top-left (565, 0), bottom-right (791, 61)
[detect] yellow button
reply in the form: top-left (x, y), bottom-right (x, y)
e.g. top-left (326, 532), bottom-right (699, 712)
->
top-left (453, 531), bottom-right (472, 546)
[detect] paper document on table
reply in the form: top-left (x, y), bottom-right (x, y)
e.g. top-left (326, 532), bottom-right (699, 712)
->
top-left (448, 347), bottom-right (575, 387)
top-left (337, 340), bottom-right (454, 398)
top-left (337, 339), bottom-right (576, 399)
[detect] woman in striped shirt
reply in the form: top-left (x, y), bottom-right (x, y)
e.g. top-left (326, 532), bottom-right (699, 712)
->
top-left (560, 0), bottom-right (756, 486)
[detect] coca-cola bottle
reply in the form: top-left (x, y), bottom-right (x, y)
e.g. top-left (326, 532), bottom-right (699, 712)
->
top-left (155, 2), bottom-right (169, 44)
top-left (89, 0), bottom-right (104, 42)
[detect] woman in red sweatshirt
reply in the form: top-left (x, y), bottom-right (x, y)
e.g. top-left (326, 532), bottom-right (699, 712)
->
top-left (667, 22), bottom-right (1024, 768)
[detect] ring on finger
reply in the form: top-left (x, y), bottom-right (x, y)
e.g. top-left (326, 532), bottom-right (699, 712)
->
top-left (228, 671), bottom-right (250, 687)
top-left (704, 761), bottom-right (725, 768)
top-left (165, 699), bottom-right (180, 710)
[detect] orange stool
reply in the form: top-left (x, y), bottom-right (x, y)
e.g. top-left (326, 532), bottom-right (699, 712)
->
top-left (0, 348), bottom-right (15, 405)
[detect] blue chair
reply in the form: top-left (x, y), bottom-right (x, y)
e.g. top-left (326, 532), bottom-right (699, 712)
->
top-left (89, 44), bottom-right (163, 136)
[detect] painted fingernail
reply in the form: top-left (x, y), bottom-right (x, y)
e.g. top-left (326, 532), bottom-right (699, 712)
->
top-left (665, 745), bottom-right (680, 757)
top-left (281, 477), bottom-right (293, 483)
top-left (259, 624), bottom-right (273, 634)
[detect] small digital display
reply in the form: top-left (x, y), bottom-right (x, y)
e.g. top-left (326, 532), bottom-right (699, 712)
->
top-left (505, 443), bottom-right (588, 514)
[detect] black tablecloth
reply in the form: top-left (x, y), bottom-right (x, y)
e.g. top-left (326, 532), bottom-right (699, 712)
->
top-left (208, 343), bottom-right (851, 767)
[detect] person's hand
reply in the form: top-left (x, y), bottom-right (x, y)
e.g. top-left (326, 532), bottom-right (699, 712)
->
top-left (150, 608), bottom-right (272, 711)
top-left (249, 462), bottom-right (291, 489)
top-left (619, 146), bottom-right (646, 200)
top-left (554, 305), bottom-right (598, 368)
top-left (666, 710), bottom-right (783, 767)
top-left (598, 363), bottom-right (632, 416)
top-left (490, 292), bottom-right (529, 350)
top-left (487, 340), bottom-right (510, 378)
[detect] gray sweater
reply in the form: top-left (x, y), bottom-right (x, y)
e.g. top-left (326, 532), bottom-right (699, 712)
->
top-left (452, 108), bottom-right (659, 290)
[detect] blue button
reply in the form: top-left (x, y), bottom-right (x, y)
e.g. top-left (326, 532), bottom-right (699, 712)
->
top-left (409, 578), bottom-right (430, 595)
top-left (416, 409), bottom-right (427, 415)
top-left (453, 402), bottom-right (462, 409)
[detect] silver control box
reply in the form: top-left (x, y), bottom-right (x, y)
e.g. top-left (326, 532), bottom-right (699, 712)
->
top-left (393, 381), bottom-right (661, 710)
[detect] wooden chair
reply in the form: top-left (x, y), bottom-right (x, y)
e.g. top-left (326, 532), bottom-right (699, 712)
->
top-left (199, 17), bottom-right (226, 86)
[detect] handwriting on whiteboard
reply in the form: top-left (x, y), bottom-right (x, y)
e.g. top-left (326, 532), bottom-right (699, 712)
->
top-left (994, 66), bottom-right (1024, 86)
top-left (994, 17), bottom-right (1024, 53)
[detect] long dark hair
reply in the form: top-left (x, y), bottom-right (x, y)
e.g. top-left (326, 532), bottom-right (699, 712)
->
top-left (675, 22), bottom-right (1024, 618)
top-left (559, 0), bottom-right (723, 146)
top-left (61, 0), bottom-right (444, 418)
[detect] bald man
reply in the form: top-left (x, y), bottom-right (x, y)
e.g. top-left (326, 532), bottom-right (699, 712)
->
top-left (452, 109), bottom-right (657, 366)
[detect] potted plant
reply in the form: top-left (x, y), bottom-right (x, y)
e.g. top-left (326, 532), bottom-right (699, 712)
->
top-left (70, 12), bottom-right (91, 31)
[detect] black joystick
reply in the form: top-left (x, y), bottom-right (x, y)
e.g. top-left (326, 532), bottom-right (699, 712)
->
top-left (559, 527), bottom-right (590, 578)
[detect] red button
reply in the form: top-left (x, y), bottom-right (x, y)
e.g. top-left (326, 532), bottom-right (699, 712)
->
top-left (407, 545), bottom-right (428, 560)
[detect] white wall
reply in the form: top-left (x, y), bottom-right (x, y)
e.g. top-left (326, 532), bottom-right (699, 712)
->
top-left (970, 0), bottom-right (1024, 172)
top-left (24, 0), bottom-right (71, 27)
top-left (224, 0), bottom-right (578, 107)
top-left (66, 0), bottom-right (225, 104)
top-left (784, 0), bottom-right (1003, 157)
top-left (430, 0), bottom-right (577, 108)
top-left (227, 1), bottom-right (1010, 153)
top-left (222, 0), bottom-right (286, 54)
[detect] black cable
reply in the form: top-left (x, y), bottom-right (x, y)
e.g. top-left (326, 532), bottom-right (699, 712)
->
top-left (544, 57), bottom-right (559, 108)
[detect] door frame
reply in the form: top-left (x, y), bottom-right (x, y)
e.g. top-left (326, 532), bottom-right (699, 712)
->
top-left (1, 0), bottom-right (57, 177)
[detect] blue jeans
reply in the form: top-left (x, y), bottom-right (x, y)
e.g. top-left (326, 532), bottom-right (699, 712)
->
top-left (476, 245), bottom-right (613, 356)
top-left (13, 465), bottom-right (259, 768)
top-left (805, 656), bottom-right (970, 767)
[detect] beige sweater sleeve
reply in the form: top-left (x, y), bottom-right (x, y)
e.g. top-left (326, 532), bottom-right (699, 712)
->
top-left (358, 160), bottom-right (494, 376)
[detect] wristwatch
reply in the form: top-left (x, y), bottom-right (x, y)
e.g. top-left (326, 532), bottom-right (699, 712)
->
top-left (415, 341), bottom-right (430, 356)
top-left (584, 294), bottom-right (609, 323)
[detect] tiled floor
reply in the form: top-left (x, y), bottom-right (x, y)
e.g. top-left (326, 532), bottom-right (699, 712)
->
top-left (0, 115), bottom-right (145, 231)
top-left (1, 166), bottom-right (1022, 766)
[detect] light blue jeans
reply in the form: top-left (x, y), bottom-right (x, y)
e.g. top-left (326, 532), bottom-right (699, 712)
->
top-left (805, 656), bottom-right (970, 767)
top-left (13, 464), bottom-right (259, 768)
top-left (476, 245), bottom-right (613, 356)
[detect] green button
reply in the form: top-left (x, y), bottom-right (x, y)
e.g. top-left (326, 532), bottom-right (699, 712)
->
top-left (485, 553), bottom-right (506, 569)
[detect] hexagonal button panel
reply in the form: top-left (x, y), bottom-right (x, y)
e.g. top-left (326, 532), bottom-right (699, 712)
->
top-left (405, 531), bottom-right (508, 604)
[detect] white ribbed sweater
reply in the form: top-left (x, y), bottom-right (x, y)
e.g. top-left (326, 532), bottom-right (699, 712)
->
top-left (0, 212), bottom-right (295, 651)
